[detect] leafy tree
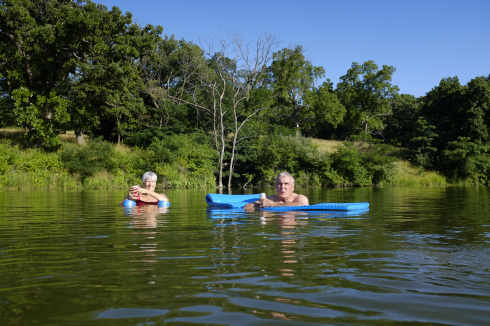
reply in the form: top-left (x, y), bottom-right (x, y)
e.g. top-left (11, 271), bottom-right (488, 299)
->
top-left (0, 0), bottom-right (79, 147)
top-left (61, 138), bottom-right (116, 178)
top-left (240, 134), bottom-right (326, 187)
top-left (66, 3), bottom-right (163, 145)
top-left (407, 116), bottom-right (438, 168)
top-left (422, 76), bottom-right (490, 177)
top-left (422, 77), bottom-right (467, 150)
top-left (0, 0), bottom-right (163, 147)
top-left (442, 137), bottom-right (490, 183)
top-left (269, 46), bottom-right (326, 136)
top-left (383, 93), bottom-right (421, 146)
top-left (302, 81), bottom-right (346, 137)
top-left (141, 35), bottom-right (209, 132)
top-left (336, 60), bottom-right (399, 139)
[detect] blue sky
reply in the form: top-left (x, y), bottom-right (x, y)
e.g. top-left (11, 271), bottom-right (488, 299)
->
top-left (95, 0), bottom-right (489, 97)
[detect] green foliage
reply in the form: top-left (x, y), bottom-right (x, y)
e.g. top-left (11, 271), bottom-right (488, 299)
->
top-left (0, 0), bottom-right (163, 147)
top-left (442, 137), bottom-right (490, 184)
top-left (0, 140), bottom-right (74, 189)
top-left (269, 46), bottom-right (326, 134)
top-left (384, 93), bottom-right (421, 146)
top-left (112, 146), bottom-right (149, 177)
top-left (235, 135), bottom-right (302, 186)
top-left (1, 1), bottom-right (489, 187)
top-left (0, 140), bottom-right (63, 173)
top-left (416, 76), bottom-right (490, 181)
top-left (148, 133), bottom-right (217, 188)
top-left (407, 116), bottom-right (438, 168)
top-left (360, 144), bottom-right (397, 185)
top-left (336, 60), bottom-right (399, 138)
top-left (237, 134), bottom-right (396, 188)
top-left (330, 144), bottom-right (371, 186)
top-left (239, 135), bottom-right (341, 187)
top-left (60, 139), bottom-right (116, 178)
top-left (301, 81), bottom-right (346, 137)
top-left (329, 143), bottom-right (395, 186)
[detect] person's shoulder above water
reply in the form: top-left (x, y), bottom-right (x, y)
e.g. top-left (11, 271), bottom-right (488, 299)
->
top-left (243, 172), bottom-right (309, 210)
top-left (119, 171), bottom-right (169, 206)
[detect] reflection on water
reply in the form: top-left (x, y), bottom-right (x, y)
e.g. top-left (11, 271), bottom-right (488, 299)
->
top-left (125, 204), bottom-right (169, 228)
top-left (0, 188), bottom-right (489, 325)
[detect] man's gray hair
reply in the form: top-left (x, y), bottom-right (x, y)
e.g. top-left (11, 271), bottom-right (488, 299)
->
top-left (275, 171), bottom-right (295, 186)
top-left (142, 171), bottom-right (158, 183)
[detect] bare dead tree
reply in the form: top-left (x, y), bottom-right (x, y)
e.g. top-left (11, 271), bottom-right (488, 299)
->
top-left (142, 33), bottom-right (278, 188)
top-left (201, 32), bottom-right (279, 188)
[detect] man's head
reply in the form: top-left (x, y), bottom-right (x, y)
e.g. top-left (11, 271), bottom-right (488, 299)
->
top-left (275, 172), bottom-right (295, 200)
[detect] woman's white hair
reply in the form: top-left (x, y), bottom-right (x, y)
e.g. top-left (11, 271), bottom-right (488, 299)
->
top-left (275, 171), bottom-right (295, 185)
top-left (142, 171), bottom-right (158, 183)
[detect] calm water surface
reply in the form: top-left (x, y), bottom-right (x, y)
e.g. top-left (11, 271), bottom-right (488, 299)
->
top-left (0, 187), bottom-right (489, 325)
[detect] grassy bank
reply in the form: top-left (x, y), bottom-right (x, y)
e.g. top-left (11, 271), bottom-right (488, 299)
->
top-left (390, 161), bottom-right (447, 186)
top-left (0, 129), bottom-right (452, 190)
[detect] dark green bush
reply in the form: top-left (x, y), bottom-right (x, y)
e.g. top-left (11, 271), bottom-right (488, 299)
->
top-left (148, 133), bottom-right (217, 188)
top-left (329, 143), bottom-right (395, 186)
top-left (241, 135), bottom-right (330, 187)
top-left (441, 137), bottom-right (490, 184)
top-left (61, 139), bottom-right (116, 177)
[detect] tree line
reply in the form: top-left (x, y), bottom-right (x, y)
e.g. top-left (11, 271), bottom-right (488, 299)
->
top-left (1, 0), bottom-right (489, 187)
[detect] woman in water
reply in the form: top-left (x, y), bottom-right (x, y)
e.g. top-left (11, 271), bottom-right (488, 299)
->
top-left (121, 171), bottom-right (169, 205)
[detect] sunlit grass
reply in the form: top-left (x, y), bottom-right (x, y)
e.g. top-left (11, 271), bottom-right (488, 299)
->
top-left (310, 139), bottom-right (344, 153)
top-left (390, 161), bottom-right (447, 186)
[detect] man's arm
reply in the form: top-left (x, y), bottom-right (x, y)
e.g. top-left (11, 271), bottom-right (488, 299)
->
top-left (243, 194), bottom-right (309, 210)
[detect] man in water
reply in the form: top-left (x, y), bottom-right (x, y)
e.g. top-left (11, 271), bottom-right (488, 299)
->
top-left (244, 172), bottom-right (309, 210)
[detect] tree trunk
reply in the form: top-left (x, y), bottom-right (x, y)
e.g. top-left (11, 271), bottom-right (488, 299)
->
top-left (75, 128), bottom-right (85, 145)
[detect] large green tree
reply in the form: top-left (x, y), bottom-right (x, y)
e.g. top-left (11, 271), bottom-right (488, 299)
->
top-left (269, 46), bottom-right (326, 136)
top-left (0, 0), bottom-right (162, 147)
top-left (67, 4), bottom-right (162, 145)
top-left (141, 35), bottom-right (209, 133)
top-left (336, 60), bottom-right (398, 139)
top-left (302, 81), bottom-right (346, 138)
top-left (421, 76), bottom-right (490, 181)
top-left (383, 93), bottom-right (422, 147)
top-left (0, 0), bottom-right (81, 147)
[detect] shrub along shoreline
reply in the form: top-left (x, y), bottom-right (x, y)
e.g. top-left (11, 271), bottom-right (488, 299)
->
top-left (0, 133), bottom-right (453, 191)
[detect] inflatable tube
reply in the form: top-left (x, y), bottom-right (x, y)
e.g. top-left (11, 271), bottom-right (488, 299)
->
top-left (261, 202), bottom-right (369, 212)
top-left (205, 193), bottom-right (369, 211)
top-left (123, 199), bottom-right (170, 208)
top-left (123, 199), bottom-right (136, 207)
top-left (158, 201), bottom-right (170, 208)
top-left (206, 207), bottom-right (369, 219)
top-left (206, 193), bottom-right (260, 209)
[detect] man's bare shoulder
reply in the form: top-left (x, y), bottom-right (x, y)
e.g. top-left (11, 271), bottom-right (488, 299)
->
top-left (294, 193), bottom-right (309, 205)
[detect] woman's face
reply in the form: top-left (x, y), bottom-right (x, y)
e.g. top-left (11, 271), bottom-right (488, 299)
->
top-left (144, 178), bottom-right (157, 191)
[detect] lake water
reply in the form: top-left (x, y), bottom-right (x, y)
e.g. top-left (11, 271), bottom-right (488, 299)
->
top-left (0, 187), bottom-right (489, 325)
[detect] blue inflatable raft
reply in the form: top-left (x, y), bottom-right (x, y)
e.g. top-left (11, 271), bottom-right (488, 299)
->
top-left (205, 193), bottom-right (369, 211)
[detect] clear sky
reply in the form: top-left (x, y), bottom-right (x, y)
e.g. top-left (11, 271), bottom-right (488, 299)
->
top-left (94, 0), bottom-right (489, 97)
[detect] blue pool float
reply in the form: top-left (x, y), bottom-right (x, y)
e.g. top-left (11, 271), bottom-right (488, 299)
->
top-left (205, 193), bottom-right (369, 211)
top-left (122, 200), bottom-right (170, 208)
